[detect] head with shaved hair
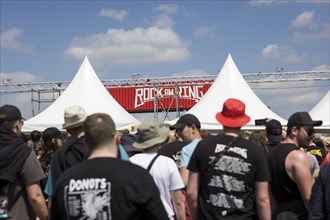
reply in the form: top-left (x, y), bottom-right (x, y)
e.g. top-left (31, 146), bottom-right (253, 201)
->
top-left (83, 113), bottom-right (116, 150)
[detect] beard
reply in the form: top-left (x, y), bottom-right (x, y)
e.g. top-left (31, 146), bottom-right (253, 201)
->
top-left (297, 132), bottom-right (310, 148)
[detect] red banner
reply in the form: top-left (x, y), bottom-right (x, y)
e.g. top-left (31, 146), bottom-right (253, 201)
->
top-left (108, 84), bottom-right (212, 113)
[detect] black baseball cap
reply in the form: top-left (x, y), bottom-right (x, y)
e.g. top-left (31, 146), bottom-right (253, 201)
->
top-left (42, 127), bottom-right (62, 143)
top-left (0, 105), bottom-right (25, 124)
top-left (120, 134), bottom-right (141, 152)
top-left (287, 112), bottom-right (322, 127)
top-left (266, 119), bottom-right (282, 143)
top-left (170, 114), bottom-right (201, 130)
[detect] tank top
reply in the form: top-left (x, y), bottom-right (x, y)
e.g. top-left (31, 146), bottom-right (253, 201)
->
top-left (267, 143), bottom-right (302, 203)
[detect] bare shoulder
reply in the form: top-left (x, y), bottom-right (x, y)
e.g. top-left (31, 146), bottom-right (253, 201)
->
top-left (285, 149), bottom-right (309, 170)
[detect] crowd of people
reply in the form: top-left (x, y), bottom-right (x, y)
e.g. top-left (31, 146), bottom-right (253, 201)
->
top-left (0, 98), bottom-right (329, 220)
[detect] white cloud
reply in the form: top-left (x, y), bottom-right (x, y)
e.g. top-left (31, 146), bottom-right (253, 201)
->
top-left (260, 44), bottom-right (306, 63)
top-left (65, 27), bottom-right (190, 65)
top-left (0, 28), bottom-right (34, 53)
top-left (312, 64), bottom-right (330, 71)
top-left (252, 81), bottom-right (327, 118)
top-left (248, 0), bottom-right (288, 6)
top-left (193, 25), bottom-right (218, 38)
top-left (98, 9), bottom-right (128, 20)
top-left (290, 23), bottom-right (329, 42)
top-left (248, 0), bottom-right (328, 6)
top-left (154, 3), bottom-right (179, 14)
top-left (154, 14), bottom-right (175, 28)
top-left (0, 93), bottom-right (34, 119)
top-left (291, 10), bottom-right (317, 29)
top-left (0, 71), bottom-right (42, 83)
top-left (0, 71), bottom-right (45, 119)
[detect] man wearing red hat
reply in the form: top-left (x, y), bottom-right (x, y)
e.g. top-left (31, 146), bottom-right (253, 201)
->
top-left (186, 98), bottom-right (271, 220)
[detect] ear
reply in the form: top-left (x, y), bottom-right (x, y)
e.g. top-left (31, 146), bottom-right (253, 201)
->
top-left (114, 133), bottom-right (121, 145)
top-left (292, 126), bottom-right (299, 136)
top-left (13, 120), bottom-right (21, 133)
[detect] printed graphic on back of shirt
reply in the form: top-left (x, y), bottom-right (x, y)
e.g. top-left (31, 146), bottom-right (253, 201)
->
top-left (206, 143), bottom-right (251, 209)
top-left (64, 178), bottom-right (111, 220)
top-left (173, 151), bottom-right (181, 167)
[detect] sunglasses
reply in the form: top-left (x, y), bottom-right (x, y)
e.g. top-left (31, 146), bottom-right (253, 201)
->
top-left (299, 126), bottom-right (315, 138)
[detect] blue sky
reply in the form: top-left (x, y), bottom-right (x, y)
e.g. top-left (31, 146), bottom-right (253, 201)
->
top-left (1, 0), bottom-right (329, 120)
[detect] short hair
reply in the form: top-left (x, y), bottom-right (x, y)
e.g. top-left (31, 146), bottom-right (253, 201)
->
top-left (286, 126), bottom-right (294, 137)
top-left (249, 131), bottom-right (267, 147)
top-left (201, 129), bottom-right (212, 139)
top-left (31, 130), bottom-right (41, 142)
top-left (83, 113), bottom-right (116, 150)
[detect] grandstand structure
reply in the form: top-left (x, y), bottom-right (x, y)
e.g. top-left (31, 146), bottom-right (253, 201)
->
top-left (1, 70), bottom-right (329, 117)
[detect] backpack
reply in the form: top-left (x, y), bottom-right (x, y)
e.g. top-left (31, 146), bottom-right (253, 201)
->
top-left (0, 180), bottom-right (10, 218)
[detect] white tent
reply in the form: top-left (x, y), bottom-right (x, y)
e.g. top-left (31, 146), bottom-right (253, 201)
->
top-left (23, 57), bottom-right (140, 131)
top-left (309, 91), bottom-right (330, 130)
top-left (165, 54), bottom-right (287, 130)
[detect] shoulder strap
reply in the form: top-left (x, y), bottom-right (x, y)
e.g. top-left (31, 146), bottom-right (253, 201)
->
top-left (147, 154), bottom-right (160, 172)
top-left (201, 136), bottom-right (239, 179)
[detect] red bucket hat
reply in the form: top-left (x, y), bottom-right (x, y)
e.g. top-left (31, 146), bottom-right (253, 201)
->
top-left (215, 98), bottom-right (250, 128)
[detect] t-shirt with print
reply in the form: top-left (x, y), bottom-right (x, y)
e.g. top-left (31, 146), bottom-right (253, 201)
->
top-left (51, 157), bottom-right (168, 220)
top-left (45, 144), bottom-right (129, 197)
top-left (306, 145), bottom-right (328, 165)
top-left (158, 140), bottom-right (187, 168)
top-left (8, 151), bottom-right (46, 220)
top-left (187, 134), bottom-right (270, 220)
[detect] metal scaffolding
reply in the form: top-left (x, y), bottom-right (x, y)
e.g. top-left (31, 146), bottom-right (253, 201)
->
top-left (1, 70), bottom-right (329, 117)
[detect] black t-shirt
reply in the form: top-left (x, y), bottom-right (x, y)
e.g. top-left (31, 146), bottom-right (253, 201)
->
top-left (158, 140), bottom-right (187, 168)
top-left (306, 145), bottom-right (328, 165)
top-left (187, 134), bottom-right (270, 220)
top-left (51, 158), bottom-right (168, 220)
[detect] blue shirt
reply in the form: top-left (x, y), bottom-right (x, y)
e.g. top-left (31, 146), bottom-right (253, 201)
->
top-left (44, 145), bottom-right (129, 196)
top-left (179, 139), bottom-right (201, 168)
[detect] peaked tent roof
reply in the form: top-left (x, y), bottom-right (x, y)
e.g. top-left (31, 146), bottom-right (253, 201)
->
top-left (165, 54), bottom-right (287, 130)
top-left (23, 57), bottom-right (140, 131)
top-left (309, 91), bottom-right (330, 130)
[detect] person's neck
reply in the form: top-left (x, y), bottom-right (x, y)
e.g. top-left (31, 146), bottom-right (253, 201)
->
top-left (88, 144), bottom-right (118, 159)
top-left (143, 145), bottom-right (158, 153)
top-left (191, 133), bottom-right (202, 141)
top-left (282, 136), bottom-right (297, 146)
top-left (222, 127), bottom-right (241, 137)
top-left (70, 131), bottom-right (84, 139)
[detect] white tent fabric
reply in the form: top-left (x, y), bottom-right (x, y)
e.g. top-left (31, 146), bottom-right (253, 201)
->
top-left (165, 54), bottom-right (287, 130)
top-left (23, 57), bottom-right (140, 131)
top-left (309, 91), bottom-right (330, 130)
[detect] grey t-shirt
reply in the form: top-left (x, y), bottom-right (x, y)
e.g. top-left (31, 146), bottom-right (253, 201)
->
top-left (8, 151), bottom-right (45, 219)
top-left (307, 153), bottom-right (320, 175)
